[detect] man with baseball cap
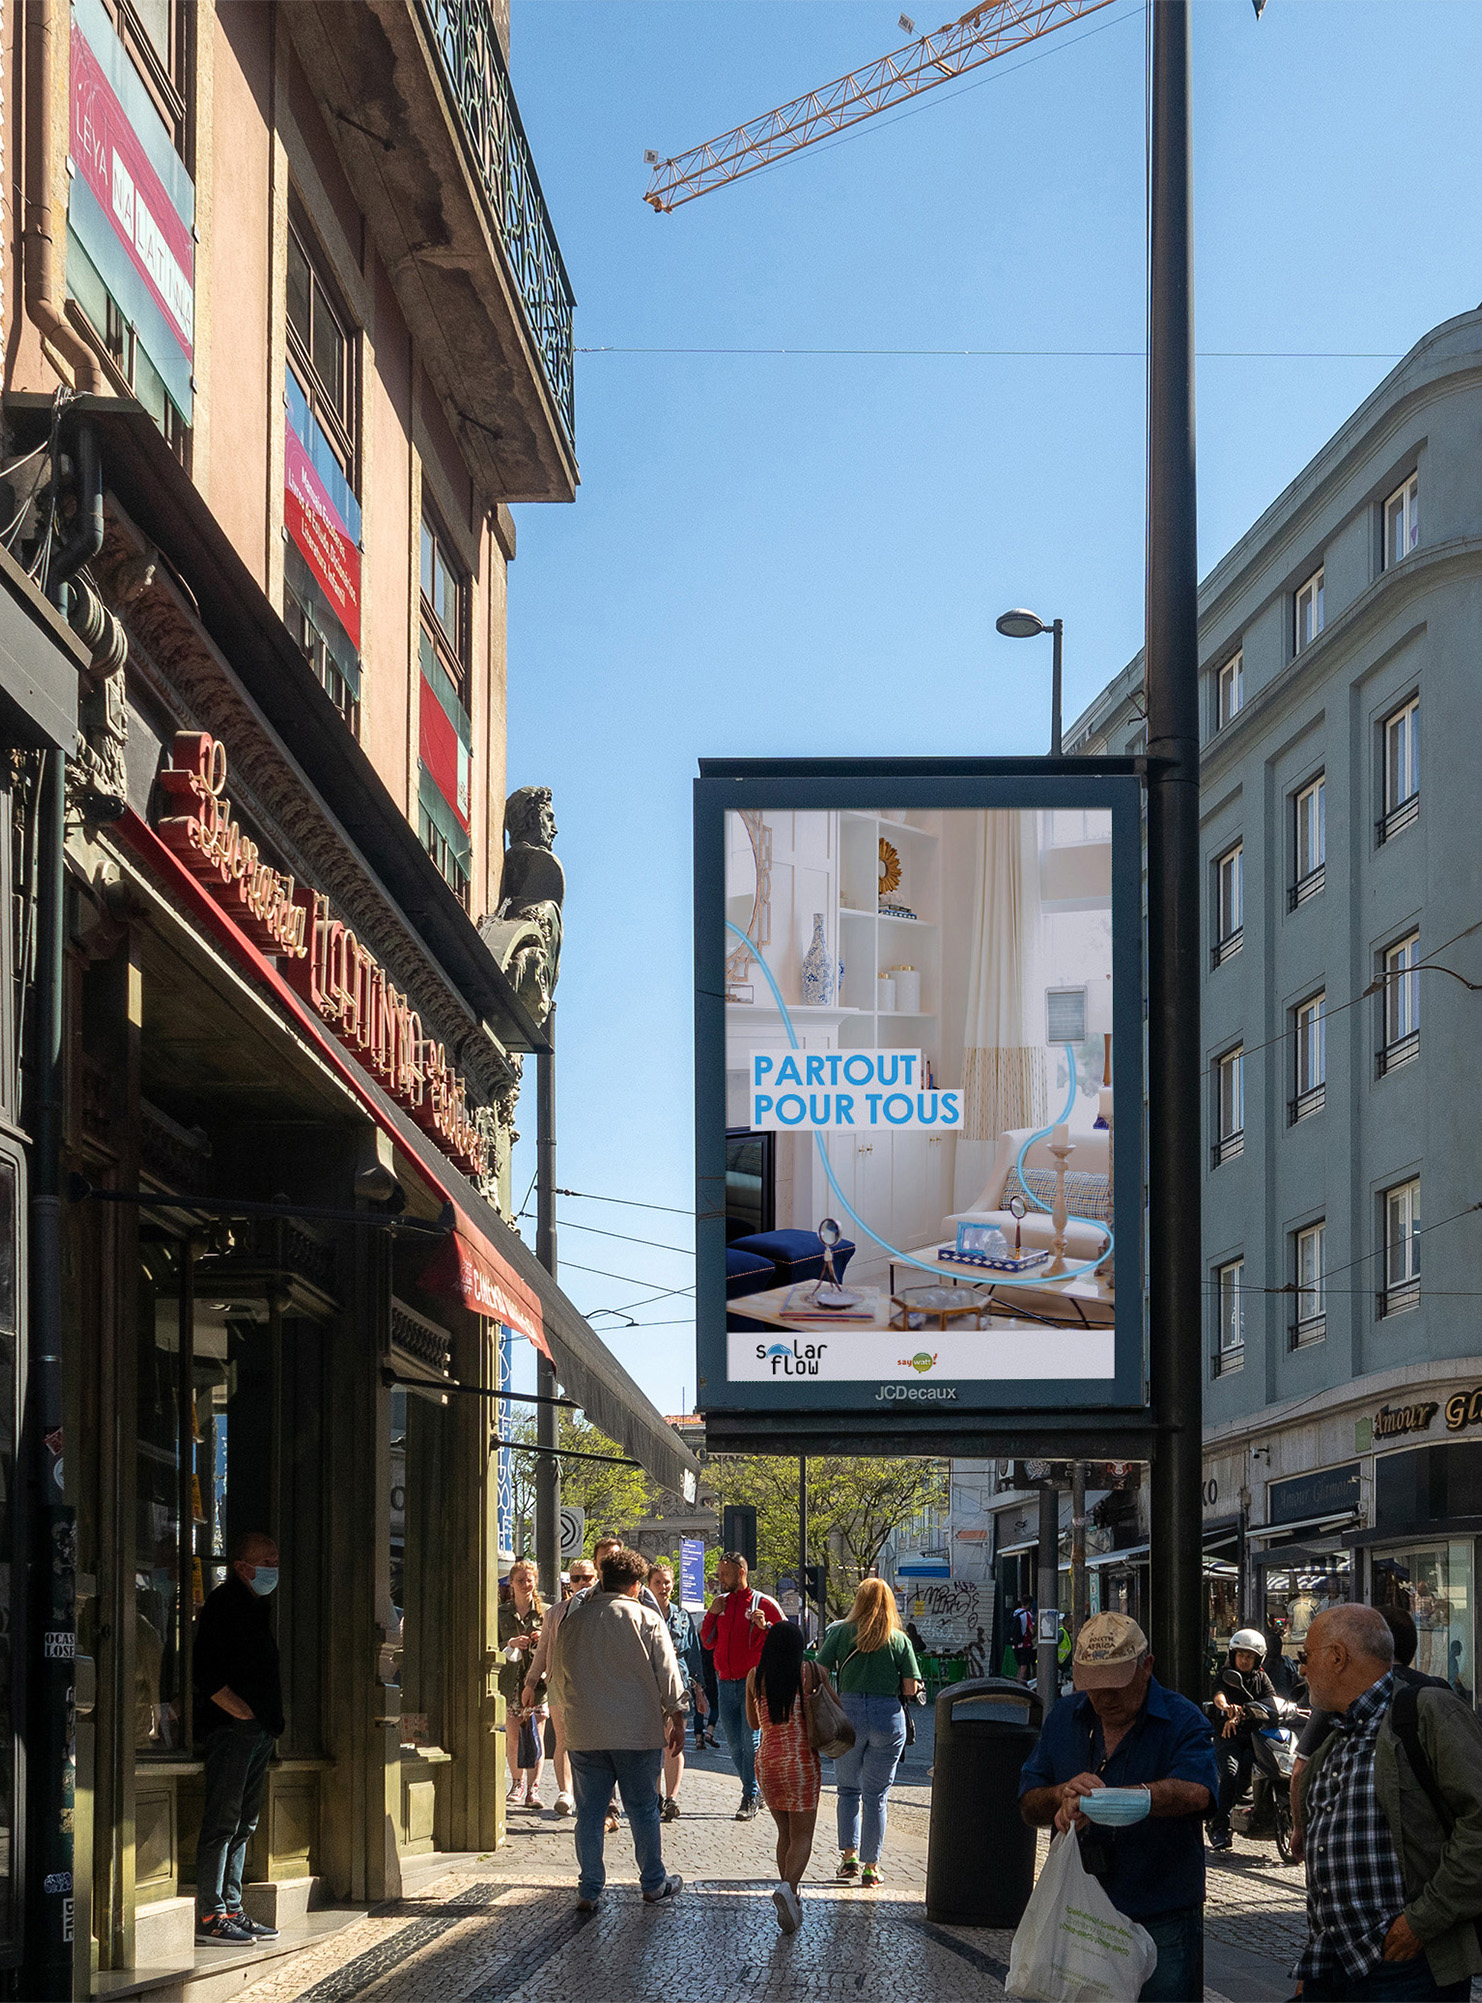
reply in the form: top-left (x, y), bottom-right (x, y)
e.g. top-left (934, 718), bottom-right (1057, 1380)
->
top-left (1019, 1613), bottom-right (1219, 2002)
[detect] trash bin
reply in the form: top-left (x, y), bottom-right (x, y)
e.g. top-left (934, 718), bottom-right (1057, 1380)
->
top-left (926, 1676), bottom-right (1043, 1927)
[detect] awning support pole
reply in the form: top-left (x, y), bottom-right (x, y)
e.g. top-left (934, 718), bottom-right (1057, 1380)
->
top-left (535, 1012), bottom-right (561, 1599)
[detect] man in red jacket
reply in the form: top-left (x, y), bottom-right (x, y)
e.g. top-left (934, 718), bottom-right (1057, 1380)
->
top-left (699, 1553), bottom-right (783, 1819)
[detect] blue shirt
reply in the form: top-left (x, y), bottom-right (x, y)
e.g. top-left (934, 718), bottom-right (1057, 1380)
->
top-left (1018, 1679), bottom-right (1219, 1920)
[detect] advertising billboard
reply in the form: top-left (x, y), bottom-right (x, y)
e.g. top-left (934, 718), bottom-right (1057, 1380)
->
top-left (696, 767), bottom-right (1146, 1428)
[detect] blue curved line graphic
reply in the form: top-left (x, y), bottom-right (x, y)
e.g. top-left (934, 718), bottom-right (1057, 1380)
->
top-left (725, 920), bottom-right (1111, 1288)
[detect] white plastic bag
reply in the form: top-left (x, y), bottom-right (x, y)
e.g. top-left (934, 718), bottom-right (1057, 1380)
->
top-left (1006, 1831), bottom-right (1158, 2003)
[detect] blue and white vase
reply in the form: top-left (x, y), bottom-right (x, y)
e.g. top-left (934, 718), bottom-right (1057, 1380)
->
top-left (800, 913), bottom-right (834, 1005)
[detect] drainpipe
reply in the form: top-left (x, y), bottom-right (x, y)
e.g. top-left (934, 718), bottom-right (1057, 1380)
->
top-left (534, 1009), bottom-right (560, 1603)
top-left (24, 0), bottom-right (104, 394)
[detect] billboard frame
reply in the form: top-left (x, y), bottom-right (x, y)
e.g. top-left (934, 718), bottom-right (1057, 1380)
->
top-left (696, 755), bottom-right (1150, 1451)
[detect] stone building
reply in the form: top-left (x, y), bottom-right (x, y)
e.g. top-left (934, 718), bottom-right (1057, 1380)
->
top-left (0, 0), bottom-right (697, 1990)
top-left (1066, 304), bottom-right (1482, 1688)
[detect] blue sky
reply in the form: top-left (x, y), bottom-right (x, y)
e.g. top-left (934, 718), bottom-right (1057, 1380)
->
top-left (502, 0), bottom-right (1482, 1417)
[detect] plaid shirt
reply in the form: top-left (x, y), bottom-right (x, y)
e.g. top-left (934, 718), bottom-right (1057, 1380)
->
top-left (1296, 1672), bottom-right (1407, 1983)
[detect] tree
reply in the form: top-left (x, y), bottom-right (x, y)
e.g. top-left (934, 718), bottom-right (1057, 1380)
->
top-left (705, 1454), bottom-right (947, 1618)
top-left (500, 1412), bottom-right (649, 1559)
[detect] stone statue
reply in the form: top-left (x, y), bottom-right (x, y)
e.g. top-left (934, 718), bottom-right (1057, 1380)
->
top-left (478, 785), bottom-right (564, 1027)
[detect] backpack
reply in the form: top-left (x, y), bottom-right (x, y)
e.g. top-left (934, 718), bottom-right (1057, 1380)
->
top-left (1387, 1683), bottom-right (1482, 1949)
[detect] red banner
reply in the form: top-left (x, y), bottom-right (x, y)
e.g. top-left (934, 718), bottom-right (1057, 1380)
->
top-left (70, 19), bottom-right (194, 358)
top-left (285, 418), bottom-right (362, 650)
top-left (420, 1220), bottom-right (548, 1354)
top-left (420, 676), bottom-right (471, 830)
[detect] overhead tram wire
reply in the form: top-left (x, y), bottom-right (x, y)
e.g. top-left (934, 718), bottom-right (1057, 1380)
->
top-left (553, 1186), bottom-right (695, 1218)
top-left (578, 346), bottom-right (1401, 361)
top-left (518, 1209), bottom-right (694, 1258)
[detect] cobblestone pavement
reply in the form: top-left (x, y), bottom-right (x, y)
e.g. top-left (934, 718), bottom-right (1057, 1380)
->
top-left (238, 1740), bottom-right (1311, 2003)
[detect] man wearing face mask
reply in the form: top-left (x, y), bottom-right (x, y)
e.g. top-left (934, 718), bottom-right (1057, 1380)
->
top-left (192, 1532), bottom-right (285, 1944)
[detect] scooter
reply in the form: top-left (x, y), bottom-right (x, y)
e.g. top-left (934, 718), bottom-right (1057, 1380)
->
top-left (1244, 1696), bottom-right (1308, 1864)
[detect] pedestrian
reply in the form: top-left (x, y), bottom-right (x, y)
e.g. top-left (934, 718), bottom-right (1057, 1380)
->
top-left (699, 1551), bottom-right (783, 1820)
top-left (548, 1543), bottom-right (687, 1911)
top-left (1012, 1596), bottom-right (1038, 1684)
top-left (498, 1558), bottom-right (546, 1809)
top-left (1019, 1611), bottom-right (1218, 2003)
top-left (1206, 1626), bottom-right (1280, 1850)
top-left (524, 1553), bottom-right (600, 1816)
top-left (648, 1562), bottom-right (707, 1819)
top-left (817, 1577), bottom-right (921, 1888)
top-left (588, 1534), bottom-right (662, 1613)
top-left (746, 1620), bottom-right (822, 1935)
top-left (1292, 1602), bottom-right (1482, 2001)
top-left (698, 1573), bottom-right (721, 1747)
top-left (191, 1532), bottom-right (285, 1945)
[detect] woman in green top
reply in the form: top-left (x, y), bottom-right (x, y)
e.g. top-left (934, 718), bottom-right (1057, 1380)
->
top-left (817, 1578), bottom-right (921, 1887)
top-left (497, 1559), bottom-right (546, 1809)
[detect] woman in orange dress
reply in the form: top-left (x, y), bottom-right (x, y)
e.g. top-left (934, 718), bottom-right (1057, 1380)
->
top-left (746, 1622), bottom-right (822, 1934)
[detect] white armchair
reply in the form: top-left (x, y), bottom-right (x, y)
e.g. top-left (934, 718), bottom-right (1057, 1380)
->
top-left (942, 1125), bottom-right (1112, 1259)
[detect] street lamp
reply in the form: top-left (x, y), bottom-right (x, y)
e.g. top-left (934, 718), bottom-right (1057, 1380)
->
top-left (995, 608), bottom-right (1064, 757)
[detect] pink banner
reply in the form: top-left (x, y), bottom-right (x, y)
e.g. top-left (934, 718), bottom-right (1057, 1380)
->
top-left (285, 419), bottom-right (362, 650)
top-left (70, 20), bottom-right (194, 358)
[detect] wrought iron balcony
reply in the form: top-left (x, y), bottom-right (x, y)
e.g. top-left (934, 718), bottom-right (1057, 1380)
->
top-left (418, 0), bottom-right (575, 446)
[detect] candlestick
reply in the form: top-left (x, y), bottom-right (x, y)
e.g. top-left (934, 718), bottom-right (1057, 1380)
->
top-left (1046, 1134), bottom-right (1076, 1277)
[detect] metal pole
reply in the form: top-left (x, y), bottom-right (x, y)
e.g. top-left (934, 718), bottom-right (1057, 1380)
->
top-left (535, 1018), bottom-right (560, 1604)
top-left (22, 749), bottom-right (73, 1999)
top-left (1050, 618), bottom-right (1064, 758)
top-left (1145, 0), bottom-right (1203, 1703)
top-left (799, 1454), bottom-right (809, 1638)
top-left (1071, 1460), bottom-right (1088, 1636)
top-left (1036, 1482), bottom-right (1060, 1713)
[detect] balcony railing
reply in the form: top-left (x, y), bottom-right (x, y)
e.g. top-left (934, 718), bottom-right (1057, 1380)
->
top-left (1289, 865), bottom-right (1325, 911)
top-left (1212, 926), bottom-right (1243, 969)
top-left (418, 0), bottom-right (576, 443)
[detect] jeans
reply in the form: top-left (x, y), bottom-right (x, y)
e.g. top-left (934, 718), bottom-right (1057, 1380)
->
top-left (196, 1721), bottom-right (275, 1919)
top-left (1302, 1956), bottom-right (1470, 2001)
top-left (833, 1693), bottom-right (906, 1863)
top-left (1210, 1735), bottom-right (1253, 1837)
top-left (1137, 1905), bottom-right (1203, 2002)
top-left (716, 1677), bottom-right (757, 1800)
top-left (569, 1747), bottom-right (667, 1899)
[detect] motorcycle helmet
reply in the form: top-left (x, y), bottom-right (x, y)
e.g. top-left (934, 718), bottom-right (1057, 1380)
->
top-left (1229, 1627), bottom-right (1267, 1657)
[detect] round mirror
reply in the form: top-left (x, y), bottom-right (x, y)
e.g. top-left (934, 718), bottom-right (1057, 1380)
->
top-left (818, 1217), bottom-right (841, 1247)
top-left (1007, 1195), bottom-right (1028, 1221)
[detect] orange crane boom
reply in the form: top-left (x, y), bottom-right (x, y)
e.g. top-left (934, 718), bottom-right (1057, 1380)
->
top-left (644, 0), bottom-right (1121, 213)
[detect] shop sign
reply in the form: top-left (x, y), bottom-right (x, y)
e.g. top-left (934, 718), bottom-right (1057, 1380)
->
top-left (285, 410), bottom-right (362, 650)
top-left (1444, 1386), bottom-right (1482, 1433)
top-left (154, 733), bottom-right (488, 1179)
top-left (1374, 1399), bottom-right (1440, 1441)
top-left (1268, 1461), bottom-right (1360, 1526)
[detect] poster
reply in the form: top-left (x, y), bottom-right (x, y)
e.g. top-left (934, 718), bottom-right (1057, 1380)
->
top-left (695, 770), bottom-right (1145, 1423)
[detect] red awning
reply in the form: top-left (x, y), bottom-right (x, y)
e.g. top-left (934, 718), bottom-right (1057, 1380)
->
top-left (420, 1211), bottom-right (548, 1356)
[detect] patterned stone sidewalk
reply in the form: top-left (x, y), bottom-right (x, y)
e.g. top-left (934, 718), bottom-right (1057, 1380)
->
top-left (234, 1741), bottom-right (1306, 2003)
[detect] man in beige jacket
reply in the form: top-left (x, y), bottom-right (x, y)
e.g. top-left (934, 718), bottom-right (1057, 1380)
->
top-left (548, 1544), bottom-right (688, 1910)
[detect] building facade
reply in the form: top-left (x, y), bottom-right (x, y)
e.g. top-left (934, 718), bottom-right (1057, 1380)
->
top-left (0, 1), bottom-right (698, 1993)
top-left (1067, 305), bottom-right (1482, 1693)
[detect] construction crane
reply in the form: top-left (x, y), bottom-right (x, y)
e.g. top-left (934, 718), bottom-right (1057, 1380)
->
top-left (643, 0), bottom-right (1122, 213)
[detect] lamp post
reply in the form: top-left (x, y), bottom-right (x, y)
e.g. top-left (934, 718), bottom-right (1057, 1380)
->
top-left (995, 609), bottom-right (1064, 756)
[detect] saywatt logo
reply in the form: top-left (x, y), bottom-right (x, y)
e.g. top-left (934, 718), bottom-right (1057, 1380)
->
top-left (897, 1351), bottom-right (938, 1375)
top-left (757, 1339), bottom-right (828, 1377)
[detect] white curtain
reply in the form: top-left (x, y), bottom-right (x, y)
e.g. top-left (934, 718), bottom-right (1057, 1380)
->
top-left (954, 812), bottom-right (1046, 1207)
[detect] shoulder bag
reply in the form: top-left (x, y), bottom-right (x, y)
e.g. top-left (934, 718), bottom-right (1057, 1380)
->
top-left (807, 1649), bottom-right (857, 1757)
top-left (1388, 1682), bottom-right (1482, 1949)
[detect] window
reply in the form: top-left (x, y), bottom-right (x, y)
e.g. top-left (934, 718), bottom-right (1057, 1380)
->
top-left (1215, 1259), bottom-right (1245, 1372)
top-left (287, 219), bottom-right (354, 475)
top-left (419, 507), bottom-right (474, 906)
top-left (97, 0), bottom-right (190, 156)
top-left (1379, 932), bottom-right (1420, 1073)
top-left (1381, 1177), bottom-right (1420, 1316)
top-left (1294, 1221), bottom-right (1326, 1343)
top-left (1380, 695), bottom-right (1420, 840)
top-left (1214, 1047), bottom-right (1244, 1166)
top-left (66, 233), bottom-right (189, 454)
top-left (1217, 652), bottom-right (1244, 730)
top-left (1291, 775), bottom-right (1325, 907)
top-left (1384, 474), bottom-right (1419, 569)
top-left (1213, 844), bottom-right (1243, 966)
top-left (1295, 568), bottom-right (1325, 654)
top-left (1292, 992), bottom-right (1326, 1121)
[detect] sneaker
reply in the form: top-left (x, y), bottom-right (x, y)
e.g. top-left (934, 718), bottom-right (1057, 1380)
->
top-left (772, 1882), bottom-right (801, 1934)
top-left (1209, 1831), bottom-right (1233, 1853)
top-left (554, 1792), bottom-right (574, 1817)
top-left (661, 1796), bottom-right (680, 1823)
top-left (525, 1791), bottom-right (543, 1812)
top-left (643, 1874), bottom-right (683, 1904)
top-left (735, 1796), bottom-right (758, 1821)
top-left (836, 1854), bottom-right (860, 1881)
top-left (227, 1912), bottom-right (278, 1940)
top-left (508, 1778), bottom-right (527, 1808)
top-left (196, 1914), bottom-right (254, 1945)
top-left (860, 1864), bottom-right (882, 1889)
